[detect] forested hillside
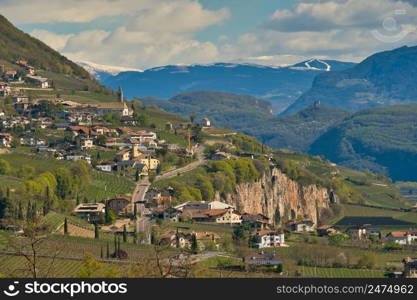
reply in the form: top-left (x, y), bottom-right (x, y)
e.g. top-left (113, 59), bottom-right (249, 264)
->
top-left (309, 105), bottom-right (417, 181)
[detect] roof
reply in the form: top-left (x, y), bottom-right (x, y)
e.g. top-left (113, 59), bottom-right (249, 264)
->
top-left (67, 126), bottom-right (91, 134)
top-left (244, 252), bottom-right (282, 265)
top-left (92, 102), bottom-right (127, 109)
top-left (251, 230), bottom-right (284, 237)
top-left (108, 197), bottom-right (130, 204)
top-left (195, 231), bottom-right (221, 240)
top-left (74, 203), bottom-right (105, 213)
top-left (182, 208), bottom-right (237, 219)
top-left (317, 225), bottom-right (333, 230)
top-left (388, 231), bottom-right (409, 238)
top-left (117, 149), bottom-right (130, 155)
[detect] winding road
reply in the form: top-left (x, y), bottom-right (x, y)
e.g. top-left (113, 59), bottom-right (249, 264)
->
top-left (132, 145), bottom-right (206, 243)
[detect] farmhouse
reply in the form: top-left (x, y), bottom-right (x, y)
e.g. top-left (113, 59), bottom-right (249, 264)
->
top-left (317, 225), bottom-right (340, 236)
top-left (288, 220), bottom-right (316, 233)
top-left (66, 154), bottom-right (91, 164)
top-left (75, 136), bottom-right (94, 150)
top-left (96, 162), bottom-right (116, 172)
top-left (139, 156), bottom-right (160, 170)
top-left (244, 252), bottom-right (282, 267)
top-left (403, 257), bottom-right (417, 278)
top-left (107, 196), bottom-right (131, 214)
top-left (387, 230), bottom-right (417, 245)
top-left (25, 75), bottom-right (49, 88)
top-left (174, 201), bottom-right (209, 211)
top-left (346, 225), bottom-right (368, 240)
top-left (182, 208), bottom-right (242, 224)
top-left (0, 133), bottom-right (13, 147)
top-left (211, 151), bottom-right (231, 161)
top-left (242, 213), bottom-right (270, 231)
top-left (202, 117), bottom-right (211, 127)
top-left (250, 230), bottom-right (286, 248)
top-left (163, 207), bottom-right (181, 222)
top-left (73, 203), bottom-right (105, 223)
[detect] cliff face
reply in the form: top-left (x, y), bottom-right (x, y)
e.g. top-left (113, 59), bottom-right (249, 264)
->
top-left (217, 168), bottom-right (332, 225)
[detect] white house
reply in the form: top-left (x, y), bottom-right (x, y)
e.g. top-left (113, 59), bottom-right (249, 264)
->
top-left (96, 162), bottom-right (116, 172)
top-left (202, 117), bottom-right (211, 127)
top-left (0, 133), bottom-right (13, 147)
top-left (66, 155), bottom-right (91, 164)
top-left (387, 230), bottom-right (417, 245)
top-left (251, 230), bottom-right (286, 248)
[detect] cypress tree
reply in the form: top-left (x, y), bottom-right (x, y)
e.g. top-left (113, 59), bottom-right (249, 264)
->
top-left (133, 228), bottom-right (138, 244)
top-left (113, 234), bottom-right (117, 256)
top-left (18, 201), bottom-right (23, 220)
top-left (191, 233), bottom-right (198, 254)
top-left (117, 236), bottom-right (121, 259)
top-left (123, 225), bottom-right (127, 243)
top-left (94, 224), bottom-right (99, 239)
top-left (64, 217), bottom-right (69, 235)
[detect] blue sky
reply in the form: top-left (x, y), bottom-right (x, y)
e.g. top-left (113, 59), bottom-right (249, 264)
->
top-left (2, 0), bottom-right (417, 69)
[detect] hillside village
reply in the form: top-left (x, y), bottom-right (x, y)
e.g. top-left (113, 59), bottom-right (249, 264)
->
top-left (1, 57), bottom-right (417, 279)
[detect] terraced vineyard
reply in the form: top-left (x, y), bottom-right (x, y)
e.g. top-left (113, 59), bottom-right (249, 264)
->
top-left (297, 266), bottom-right (385, 278)
top-left (81, 171), bottom-right (135, 202)
top-left (0, 255), bottom-right (85, 277)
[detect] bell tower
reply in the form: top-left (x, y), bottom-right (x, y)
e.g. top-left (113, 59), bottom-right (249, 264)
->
top-left (118, 86), bottom-right (124, 103)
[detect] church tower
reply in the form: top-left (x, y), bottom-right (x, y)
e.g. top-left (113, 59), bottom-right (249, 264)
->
top-left (118, 86), bottom-right (124, 103)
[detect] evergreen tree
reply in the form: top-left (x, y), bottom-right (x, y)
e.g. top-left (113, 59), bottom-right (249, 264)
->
top-left (191, 233), bottom-right (198, 254)
top-left (123, 225), bottom-right (127, 243)
top-left (94, 224), bottom-right (99, 239)
top-left (106, 242), bottom-right (110, 259)
top-left (64, 217), bottom-right (69, 235)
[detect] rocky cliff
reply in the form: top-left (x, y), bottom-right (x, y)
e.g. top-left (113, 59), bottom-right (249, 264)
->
top-left (217, 168), bottom-right (332, 225)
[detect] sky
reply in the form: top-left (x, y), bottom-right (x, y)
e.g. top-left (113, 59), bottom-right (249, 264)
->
top-left (2, 0), bottom-right (417, 69)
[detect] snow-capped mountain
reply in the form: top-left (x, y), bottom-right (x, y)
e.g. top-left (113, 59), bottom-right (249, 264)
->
top-left (98, 60), bottom-right (355, 113)
top-left (77, 61), bottom-right (143, 81)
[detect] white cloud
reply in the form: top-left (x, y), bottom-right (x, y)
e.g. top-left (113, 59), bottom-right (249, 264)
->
top-left (18, 0), bottom-right (228, 68)
top-left (264, 0), bottom-right (417, 32)
top-left (221, 0), bottom-right (417, 64)
top-left (30, 30), bottom-right (73, 51)
top-left (126, 1), bottom-right (229, 33)
top-left (6, 0), bottom-right (417, 69)
top-left (1, 0), bottom-right (156, 24)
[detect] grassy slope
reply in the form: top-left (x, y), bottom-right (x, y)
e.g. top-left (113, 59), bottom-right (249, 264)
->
top-left (0, 151), bottom-right (135, 202)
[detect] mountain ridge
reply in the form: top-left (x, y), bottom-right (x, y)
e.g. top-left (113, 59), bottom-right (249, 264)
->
top-left (284, 45), bottom-right (417, 114)
top-left (100, 60), bottom-right (356, 113)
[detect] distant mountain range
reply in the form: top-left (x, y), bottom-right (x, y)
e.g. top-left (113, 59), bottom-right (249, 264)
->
top-left (96, 60), bottom-right (355, 113)
top-left (284, 45), bottom-right (417, 114)
top-left (77, 61), bottom-right (143, 81)
top-left (142, 91), bottom-right (350, 152)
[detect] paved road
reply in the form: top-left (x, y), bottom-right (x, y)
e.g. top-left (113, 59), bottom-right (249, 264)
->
top-left (132, 145), bottom-right (206, 244)
top-left (155, 145), bottom-right (206, 181)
